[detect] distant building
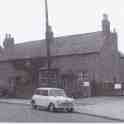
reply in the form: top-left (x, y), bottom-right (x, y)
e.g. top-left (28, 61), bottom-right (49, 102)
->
top-left (0, 14), bottom-right (123, 98)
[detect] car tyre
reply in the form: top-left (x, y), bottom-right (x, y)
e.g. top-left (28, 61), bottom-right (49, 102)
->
top-left (48, 103), bottom-right (55, 112)
top-left (66, 108), bottom-right (74, 112)
top-left (31, 100), bottom-right (37, 109)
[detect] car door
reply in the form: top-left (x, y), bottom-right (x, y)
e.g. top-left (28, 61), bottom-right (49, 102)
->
top-left (33, 89), bottom-right (41, 106)
top-left (38, 90), bottom-right (48, 107)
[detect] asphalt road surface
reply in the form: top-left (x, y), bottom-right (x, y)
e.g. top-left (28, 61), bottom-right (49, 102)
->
top-left (0, 103), bottom-right (119, 122)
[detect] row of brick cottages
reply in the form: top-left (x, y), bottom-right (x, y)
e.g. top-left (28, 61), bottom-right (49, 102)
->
top-left (0, 19), bottom-right (124, 98)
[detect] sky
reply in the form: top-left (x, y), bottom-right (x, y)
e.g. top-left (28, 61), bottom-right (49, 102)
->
top-left (0, 0), bottom-right (124, 52)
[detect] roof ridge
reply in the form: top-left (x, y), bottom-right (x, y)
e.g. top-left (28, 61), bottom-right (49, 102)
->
top-left (55, 31), bottom-right (102, 39)
top-left (15, 31), bottom-right (102, 45)
top-left (15, 39), bottom-right (43, 46)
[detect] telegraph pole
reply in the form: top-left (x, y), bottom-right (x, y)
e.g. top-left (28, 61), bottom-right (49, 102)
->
top-left (45, 0), bottom-right (52, 86)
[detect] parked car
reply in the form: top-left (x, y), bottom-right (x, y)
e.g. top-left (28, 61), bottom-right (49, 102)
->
top-left (31, 87), bottom-right (74, 112)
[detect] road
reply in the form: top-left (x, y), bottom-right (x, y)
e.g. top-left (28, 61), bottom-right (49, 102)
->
top-left (0, 103), bottom-right (119, 122)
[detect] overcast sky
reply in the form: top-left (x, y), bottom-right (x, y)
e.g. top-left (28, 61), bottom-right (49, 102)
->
top-left (0, 0), bottom-right (124, 52)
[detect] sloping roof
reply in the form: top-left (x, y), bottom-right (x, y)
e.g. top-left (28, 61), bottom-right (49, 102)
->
top-left (0, 31), bottom-right (105, 61)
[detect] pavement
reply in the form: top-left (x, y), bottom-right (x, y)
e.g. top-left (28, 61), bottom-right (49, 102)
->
top-left (0, 96), bottom-right (124, 121)
top-left (75, 96), bottom-right (124, 121)
top-left (0, 98), bottom-right (30, 105)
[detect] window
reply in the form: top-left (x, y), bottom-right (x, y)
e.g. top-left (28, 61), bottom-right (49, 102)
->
top-left (40, 90), bottom-right (48, 96)
top-left (35, 90), bottom-right (48, 96)
top-left (49, 89), bottom-right (66, 97)
top-left (78, 71), bottom-right (88, 81)
top-left (38, 69), bottom-right (58, 86)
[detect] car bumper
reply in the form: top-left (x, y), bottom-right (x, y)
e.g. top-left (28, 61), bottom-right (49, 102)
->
top-left (55, 105), bottom-right (74, 112)
top-left (56, 103), bottom-right (74, 109)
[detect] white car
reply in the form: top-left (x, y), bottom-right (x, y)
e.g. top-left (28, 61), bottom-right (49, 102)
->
top-left (31, 87), bottom-right (74, 112)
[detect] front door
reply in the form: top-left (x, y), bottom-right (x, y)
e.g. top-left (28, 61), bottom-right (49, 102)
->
top-left (15, 76), bottom-right (33, 98)
top-left (91, 81), bottom-right (97, 96)
top-left (36, 90), bottom-right (49, 107)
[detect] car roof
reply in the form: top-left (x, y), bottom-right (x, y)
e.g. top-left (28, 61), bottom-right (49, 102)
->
top-left (36, 87), bottom-right (63, 91)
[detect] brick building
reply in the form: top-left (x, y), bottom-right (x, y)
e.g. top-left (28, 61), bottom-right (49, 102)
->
top-left (0, 13), bottom-right (123, 98)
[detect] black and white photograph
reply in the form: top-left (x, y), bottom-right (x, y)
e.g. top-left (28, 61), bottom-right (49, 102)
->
top-left (0, 0), bottom-right (123, 122)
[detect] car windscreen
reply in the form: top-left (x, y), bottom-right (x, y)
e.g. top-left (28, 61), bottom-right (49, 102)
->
top-left (49, 89), bottom-right (66, 97)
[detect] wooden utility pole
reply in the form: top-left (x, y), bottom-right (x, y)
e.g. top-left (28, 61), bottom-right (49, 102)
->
top-left (45, 0), bottom-right (53, 86)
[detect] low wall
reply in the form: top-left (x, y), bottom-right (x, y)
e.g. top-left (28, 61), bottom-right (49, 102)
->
top-left (93, 82), bottom-right (124, 96)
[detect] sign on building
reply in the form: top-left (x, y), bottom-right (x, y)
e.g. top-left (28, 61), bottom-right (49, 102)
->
top-left (114, 83), bottom-right (122, 89)
top-left (83, 81), bottom-right (90, 87)
top-left (80, 81), bottom-right (90, 87)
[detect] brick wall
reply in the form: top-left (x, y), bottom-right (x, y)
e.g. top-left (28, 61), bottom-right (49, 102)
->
top-left (52, 53), bottom-right (99, 81)
top-left (119, 58), bottom-right (124, 82)
top-left (93, 82), bottom-right (124, 96)
top-left (0, 61), bottom-right (16, 88)
top-left (51, 54), bottom-right (99, 97)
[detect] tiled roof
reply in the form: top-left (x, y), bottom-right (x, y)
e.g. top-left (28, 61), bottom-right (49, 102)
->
top-left (0, 31), bottom-right (105, 61)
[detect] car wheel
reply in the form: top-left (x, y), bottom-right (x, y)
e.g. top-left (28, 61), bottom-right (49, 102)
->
top-left (48, 103), bottom-right (55, 112)
top-left (31, 100), bottom-right (37, 109)
top-left (66, 108), bottom-right (74, 112)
